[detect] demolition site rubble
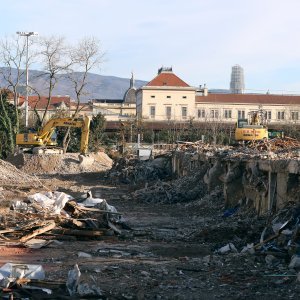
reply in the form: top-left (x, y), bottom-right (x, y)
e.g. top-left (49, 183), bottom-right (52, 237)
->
top-left (0, 137), bottom-right (300, 299)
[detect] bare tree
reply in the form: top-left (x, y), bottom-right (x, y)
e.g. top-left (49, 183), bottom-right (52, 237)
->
top-left (62, 37), bottom-right (104, 152)
top-left (38, 36), bottom-right (71, 125)
top-left (0, 35), bottom-right (27, 132)
top-left (68, 36), bottom-right (104, 113)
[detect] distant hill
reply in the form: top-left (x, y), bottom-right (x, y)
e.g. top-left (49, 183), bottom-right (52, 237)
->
top-left (0, 67), bottom-right (148, 102)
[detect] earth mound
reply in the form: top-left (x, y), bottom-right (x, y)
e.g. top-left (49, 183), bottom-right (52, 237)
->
top-left (8, 152), bottom-right (113, 175)
top-left (0, 159), bottom-right (41, 187)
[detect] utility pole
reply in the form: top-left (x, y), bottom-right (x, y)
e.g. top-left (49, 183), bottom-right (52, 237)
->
top-left (16, 31), bottom-right (38, 128)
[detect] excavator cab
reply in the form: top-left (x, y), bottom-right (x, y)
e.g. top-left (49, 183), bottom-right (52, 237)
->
top-left (236, 118), bottom-right (249, 128)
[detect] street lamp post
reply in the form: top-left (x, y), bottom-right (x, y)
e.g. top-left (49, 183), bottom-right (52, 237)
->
top-left (16, 31), bottom-right (38, 128)
top-left (130, 123), bottom-right (133, 144)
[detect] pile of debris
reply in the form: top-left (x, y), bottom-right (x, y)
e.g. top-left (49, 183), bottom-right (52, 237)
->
top-left (131, 165), bottom-right (208, 203)
top-left (244, 136), bottom-right (300, 153)
top-left (0, 190), bottom-right (125, 298)
top-left (0, 159), bottom-right (42, 188)
top-left (172, 137), bottom-right (300, 161)
top-left (175, 141), bottom-right (233, 154)
top-left (205, 202), bottom-right (300, 273)
top-left (108, 156), bottom-right (172, 185)
top-left (249, 203), bottom-right (300, 261)
top-left (0, 262), bottom-right (70, 299)
top-left (0, 191), bottom-right (124, 248)
top-left (0, 261), bottom-right (105, 299)
top-left (8, 152), bottom-right (113, 175)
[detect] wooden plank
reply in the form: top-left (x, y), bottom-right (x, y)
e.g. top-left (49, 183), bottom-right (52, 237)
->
top-left (77, 206), bottom-right (122, 215)
top-left (19, 221), bottom-right (56, 243)
top-left (51, 228), bottom-right (105, 237)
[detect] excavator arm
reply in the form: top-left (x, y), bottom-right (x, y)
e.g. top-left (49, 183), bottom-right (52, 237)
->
top-left (79, 116), bottom-right (90, 154)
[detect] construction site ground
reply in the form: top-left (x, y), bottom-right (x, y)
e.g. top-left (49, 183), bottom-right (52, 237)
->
top-left (1, 169), bottom-right (300, 300)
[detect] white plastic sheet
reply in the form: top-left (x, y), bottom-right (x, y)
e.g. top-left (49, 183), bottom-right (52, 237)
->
top-left (80, 191), bottom-right (118, 214)
top-left (0, 263), bottom-right (45, 280)
top-left (67, 264), bottom-right (81, 296)
top-left (28, 191), bottom-right (73, 214)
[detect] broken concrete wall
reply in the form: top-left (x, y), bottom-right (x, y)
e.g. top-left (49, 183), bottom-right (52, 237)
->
top-left (220, 161), bottom-right (244, 209)
top-left (204, 159), bottom-right (223, 191)
top-left (172, 151), bottom-right (300, 214)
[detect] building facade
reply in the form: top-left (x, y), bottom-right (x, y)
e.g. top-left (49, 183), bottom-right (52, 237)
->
top-left (8, 68), bottom-right (300, 128)
top-left (195, 93), bottom-right (300, 125)
top-left (136, 67), bottom-right (196, 121)
top-left (137, 67), bottom-right (300, 126)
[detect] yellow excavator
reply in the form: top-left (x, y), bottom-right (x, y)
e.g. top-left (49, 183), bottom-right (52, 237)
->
top-left (16, 116), bottom-right (91, 154)
top-left (235, 110), bottom-right (268, 141)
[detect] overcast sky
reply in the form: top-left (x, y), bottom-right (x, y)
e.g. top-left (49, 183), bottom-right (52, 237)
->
top-left (1, 0), bottom-right (300, 93)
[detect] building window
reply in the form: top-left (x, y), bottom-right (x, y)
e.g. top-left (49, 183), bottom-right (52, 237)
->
top-left (224, 109), bottom-right (232, 119)
top-left (182, 96), bottom-right (187, 99)
top-left (150, 106), bottom-right (156, 118)
top-left (181, 106), bottom-right (187, 119)
top-left (264, 111), bottom-right (272, 120)
top-left (198, 109), bottom-right (205, 118)
top-left (166, 96), bottom-right (171, 99)
top-left (166, 106), bottom-right (171, 119)
top-left (210, 109), bottom-right (219, 119)
top-left (151, 95), bottom-right (155, 98)
top-left (277, 111), bottom-right (285, 120)
top-left (238, 110), bottom-right (245, 119)
top-left (291, 111), bottom-right (299, 120)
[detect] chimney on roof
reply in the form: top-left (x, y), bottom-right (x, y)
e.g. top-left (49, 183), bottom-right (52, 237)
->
top-left (203, 84), bottom-right (208, 96)
top-left (158, 66), bottom-right (173, 74)
top-left (196, 84), bottom-right (208, 96)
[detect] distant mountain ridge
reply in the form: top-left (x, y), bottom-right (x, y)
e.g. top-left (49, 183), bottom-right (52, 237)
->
top-left (0, 67), bottom-right (148, 102)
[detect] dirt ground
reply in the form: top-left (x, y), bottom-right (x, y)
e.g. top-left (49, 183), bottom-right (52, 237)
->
top-left (1, 170), bottom-right (299, 300)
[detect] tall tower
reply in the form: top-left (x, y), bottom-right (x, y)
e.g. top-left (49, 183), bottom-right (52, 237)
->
top-left (130, 71), bottom-right (135, 89)
top-left (230, 64), bottom-right (245, 94)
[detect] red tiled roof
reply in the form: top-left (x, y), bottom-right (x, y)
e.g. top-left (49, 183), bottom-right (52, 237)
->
top-left (147, 72), bottom-right (190, 87)
top-left (19, 96), bottom-right (71, 109)
top-left (196, 93), bottom-right (300, 105)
